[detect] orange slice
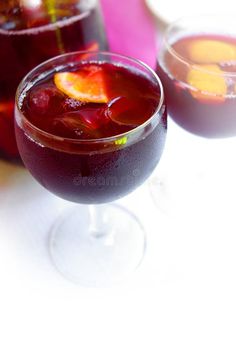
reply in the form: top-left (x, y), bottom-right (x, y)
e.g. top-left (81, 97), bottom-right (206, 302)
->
top-left (188, 39), bottom-right (236, 64)
top-left (0, 102), bottom-right (14, 114)
top-left (84, 41), bottom-right (99, 52)
top-left (187, 64), bottom-right (226, 103)
top-left (54, 66), bottom-right (108, 103)
top-left (79, 42), bottom-right (99, 60)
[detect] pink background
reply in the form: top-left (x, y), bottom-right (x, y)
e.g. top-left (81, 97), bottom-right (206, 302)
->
top-left (100, 0), bottom-right (157, 68)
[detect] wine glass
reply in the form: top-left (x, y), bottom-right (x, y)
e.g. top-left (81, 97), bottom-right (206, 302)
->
top-left (150, 15), bottom-right (236, 217)
top-left (156, 15), bottom-right (236, 138)
top-left (15, 51), bottom-right (167, 286)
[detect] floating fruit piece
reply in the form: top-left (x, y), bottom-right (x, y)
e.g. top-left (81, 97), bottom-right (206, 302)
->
top-left (29, 85), bottom-right (64, 115)
top-left (51, 108), bottom-right (109, 139)
top-left (54, 66), bottom-right (108, 103)
top-left (188, 39), bottom-right (236, 64)
top-left (106, 96), bottom-right (156, 126)
top-left (52, 113), bottom-right (96, 139)
top-left (187, 65), bottom-right (226, 103)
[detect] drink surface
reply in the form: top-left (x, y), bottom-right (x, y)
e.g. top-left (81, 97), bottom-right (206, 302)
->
top-left (20, 62), bottom-right (160, 141)
top-left (16, 60), bottom-right (167, 203)
top-left (158, 34), bottom-right (236, 137)
top-left (0, 0), bottom-right (107, 160)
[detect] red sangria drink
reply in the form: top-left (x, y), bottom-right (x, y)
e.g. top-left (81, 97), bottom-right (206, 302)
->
top-left (15, 51), bottom-right (166, 285)
top-left (157, 16), bottom-right (236, 138)
top-left (0, 0), bottom-right (107, 162)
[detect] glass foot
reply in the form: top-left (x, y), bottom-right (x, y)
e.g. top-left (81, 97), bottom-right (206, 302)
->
top-left (49, 204), bottom-right (146, 287)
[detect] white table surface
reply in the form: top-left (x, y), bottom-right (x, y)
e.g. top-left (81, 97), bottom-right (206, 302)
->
top-left (1, 117), bottom-right (236, 353)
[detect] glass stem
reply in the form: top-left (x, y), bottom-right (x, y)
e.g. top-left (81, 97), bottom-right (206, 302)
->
top-left (89, 205), bottom-right (111, 239)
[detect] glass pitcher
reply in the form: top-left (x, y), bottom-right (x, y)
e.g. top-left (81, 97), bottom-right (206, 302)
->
top-left (0, 0), bottom-right (108, 162)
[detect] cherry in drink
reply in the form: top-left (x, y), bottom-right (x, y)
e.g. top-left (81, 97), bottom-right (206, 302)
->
top-left (0, 0), bottom-right (107, 161)
top-left (157, 16), bottom-right (236, 138)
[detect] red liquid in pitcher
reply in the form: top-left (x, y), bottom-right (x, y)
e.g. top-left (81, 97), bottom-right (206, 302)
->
top-left (0, 0), bottom-right (107, 161)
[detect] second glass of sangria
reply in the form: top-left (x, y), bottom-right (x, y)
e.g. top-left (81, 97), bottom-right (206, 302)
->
top-left (150, 15), bottom-right (236, 217)
top-left (157, 15), bottom-right (236, 138)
